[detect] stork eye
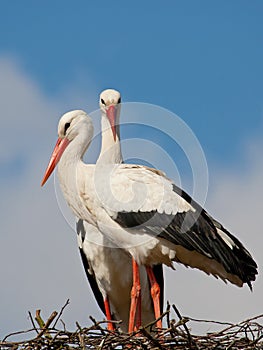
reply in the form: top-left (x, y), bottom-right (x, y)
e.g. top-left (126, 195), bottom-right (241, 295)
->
top-left (101, 98), bottom-right (106, 105)
top-left (117, 97), bottom-right (121, 104)
top-left (64, 122), bottom-right (71, 134)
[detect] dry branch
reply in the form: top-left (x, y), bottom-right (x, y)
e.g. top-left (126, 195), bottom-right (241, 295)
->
top-left (1, 301), bottom-right (262, 349)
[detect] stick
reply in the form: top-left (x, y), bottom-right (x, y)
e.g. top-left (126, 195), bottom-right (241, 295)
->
top-left (53, 299), bottom-right (70, 328)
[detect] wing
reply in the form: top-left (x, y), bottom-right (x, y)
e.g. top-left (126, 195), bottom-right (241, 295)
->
top-left (76, 219), bottom-right (105, 315)
top-left (108, 165), bottom-right (257, 289)
top-left (96, 164), bottom-right (194, 215)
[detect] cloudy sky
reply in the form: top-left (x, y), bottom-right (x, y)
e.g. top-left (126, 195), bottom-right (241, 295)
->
top-left (0, 1), bottom-right (262, 338)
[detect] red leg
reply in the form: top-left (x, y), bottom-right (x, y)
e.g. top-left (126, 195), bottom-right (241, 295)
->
top-left (128, 258), bottom-right (141, 332)
top-left (146, 266), bottom-right (162, 329)
top-left (104, 296), bottom-right (114, 331)
top-left (135, 284), bottom-right (142, 331)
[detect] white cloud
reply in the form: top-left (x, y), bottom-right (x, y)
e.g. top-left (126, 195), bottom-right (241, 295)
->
top-left (0, 57), bottom-right (57, 162)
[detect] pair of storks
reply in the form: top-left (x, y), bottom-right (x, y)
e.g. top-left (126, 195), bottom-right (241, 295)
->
top-left (41, 89), bottom-right (257, 332)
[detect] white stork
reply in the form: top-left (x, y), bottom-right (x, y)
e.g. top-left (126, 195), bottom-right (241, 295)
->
top-left (42, 106), bottom-right (257, 332)
top-left (77, 89), bottom-right (163, 332)
top-left (42, 90), bottom-right (163, 332)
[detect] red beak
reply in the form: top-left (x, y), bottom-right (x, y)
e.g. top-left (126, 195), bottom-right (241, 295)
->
top-left (106, 105), bottom-right (117, 141)
top-left (41, 137), bottom-right (70, 186)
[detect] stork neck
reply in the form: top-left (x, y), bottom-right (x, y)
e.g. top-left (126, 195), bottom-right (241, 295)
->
top-left (98, 114), bottom-right (123, 164)
top-left (58, 132), bottom-right (90, 176)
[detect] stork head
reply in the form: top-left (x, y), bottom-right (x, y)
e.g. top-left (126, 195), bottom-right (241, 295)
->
top-left (99, 89), bottom-right (121, 141)
top-left (41, 110), bottom-right (93, 186)
top-left (57, 110), bottom-right (93, 141)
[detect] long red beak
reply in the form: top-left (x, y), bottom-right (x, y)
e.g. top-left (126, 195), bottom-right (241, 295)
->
top-left (41, 137), bottom-right (70, 186)
top-left (106, 105), bottom-right (117, 141)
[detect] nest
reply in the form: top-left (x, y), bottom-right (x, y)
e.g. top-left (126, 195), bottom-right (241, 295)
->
top-left (1, 300), bottom-right (262, 349)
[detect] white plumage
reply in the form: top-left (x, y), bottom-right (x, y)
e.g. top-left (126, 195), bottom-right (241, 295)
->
top-left (94, 164), bottom-right (194, 215)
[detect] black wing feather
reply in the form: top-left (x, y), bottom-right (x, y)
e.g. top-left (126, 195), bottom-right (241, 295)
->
top-left (115, 185), bottom-right (257, 289)
top-left (76, 219), bottom-right (106, 315)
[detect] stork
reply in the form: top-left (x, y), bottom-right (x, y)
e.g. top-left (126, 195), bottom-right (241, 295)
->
top-left (42, 107), bottom-right (257, 333)
top-left (77, 89), bottom-right (163, 331)
top-left (97, 90), bottom-right (164, 331)
top-left (42, 90), bottom-right (163, 332)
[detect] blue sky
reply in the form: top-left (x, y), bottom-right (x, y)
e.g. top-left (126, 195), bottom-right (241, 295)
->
top-left (1, 1), bottom-right (262, 164)
top-left (0, 1), bottom-right (262, 339)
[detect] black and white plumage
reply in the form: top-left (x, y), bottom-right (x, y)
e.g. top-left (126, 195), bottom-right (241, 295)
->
top-left (93, 163), bottom-right (257, 289)
top-left (76, 218), bottom-right (163, 330)
top-left (115, 183), bottom-right (256, 289)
